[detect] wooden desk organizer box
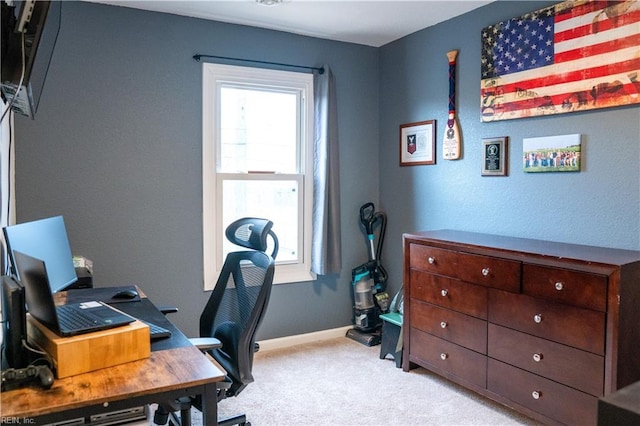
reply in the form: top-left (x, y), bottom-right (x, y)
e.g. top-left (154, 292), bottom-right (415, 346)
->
top-left (27, 315), bottom-right (151, 378)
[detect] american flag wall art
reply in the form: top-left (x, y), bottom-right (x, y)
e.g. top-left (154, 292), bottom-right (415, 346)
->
top-left (481, 0), bottom-right (640, 122)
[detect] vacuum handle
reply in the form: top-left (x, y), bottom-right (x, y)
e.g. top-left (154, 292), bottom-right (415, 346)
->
top-left (360, 202), bottom-right (375, 234)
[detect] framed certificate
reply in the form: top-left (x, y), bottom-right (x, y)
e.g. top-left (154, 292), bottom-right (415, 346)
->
top-left (399, 120), bottom-right (436, 166)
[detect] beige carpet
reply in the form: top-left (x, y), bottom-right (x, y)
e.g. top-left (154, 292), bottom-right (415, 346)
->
top-left (209, 336), bottom-right (541, 426)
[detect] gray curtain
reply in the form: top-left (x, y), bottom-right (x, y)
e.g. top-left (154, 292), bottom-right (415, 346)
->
top-left (311, 65), bottom-right (341, 275)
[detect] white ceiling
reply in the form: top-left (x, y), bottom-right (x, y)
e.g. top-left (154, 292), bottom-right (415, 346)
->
top-left (86, 0), bottom-right (494, 47)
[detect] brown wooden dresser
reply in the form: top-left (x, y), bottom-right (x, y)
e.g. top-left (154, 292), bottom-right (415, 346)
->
top-left (402, 230), bottom-right (640, 425)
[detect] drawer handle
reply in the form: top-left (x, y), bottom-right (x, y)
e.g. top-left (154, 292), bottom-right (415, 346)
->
top-left (428, 256), bottom-right (436, 264)
top-left (531, 390), bottom-right (542, 400)
top-left (440, 321), bottom-right (448, 329)
top-left (440, 353), bottom-right (448, 360)
top-left (533, 314), bottom-right (543, 324)
top-left (481, 267), bottom-right (490, 276)
top-left (555, 282), bottom-right (564, 291)
top-left (441, 289), bottom-right (448, 297)
top-left (533, 353), bottom-right (543, 362)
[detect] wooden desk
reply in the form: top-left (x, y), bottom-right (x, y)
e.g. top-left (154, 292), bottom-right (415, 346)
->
top-left (1, 292), bottom-right (226, 425)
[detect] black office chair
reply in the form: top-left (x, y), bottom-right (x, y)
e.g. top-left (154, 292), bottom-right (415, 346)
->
top-left (155, 217), bottom-right (278, 426)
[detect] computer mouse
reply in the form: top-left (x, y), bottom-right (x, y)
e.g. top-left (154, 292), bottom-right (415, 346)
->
top-left (112, 289), bottom-right (138, 299)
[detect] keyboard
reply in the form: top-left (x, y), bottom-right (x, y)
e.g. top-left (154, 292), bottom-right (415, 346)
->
top-left (57, 304), bottom-right (103, 329)
top-left (140, 320), bottom-right (172, 340)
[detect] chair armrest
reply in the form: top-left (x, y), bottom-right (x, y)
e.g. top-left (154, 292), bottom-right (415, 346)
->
top-left (189, 337), bottom-right (223, 351)
top-left (157, 305), bottom-right (179, 315)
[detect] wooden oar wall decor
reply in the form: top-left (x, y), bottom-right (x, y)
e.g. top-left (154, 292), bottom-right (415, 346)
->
top-left (443, 49), bottom-right (461, 160)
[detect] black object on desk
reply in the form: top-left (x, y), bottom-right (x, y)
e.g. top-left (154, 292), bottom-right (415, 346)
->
top-left (1, 365), bottom-right (55, 392)
top-left (138, 318), bottom-right (172, 340)
top-left (114, 298), bottom-right (191, 351)
top-left (66, 285), bottom-right (141, 304)
top-left (74, 267), bottom-right (93, 289)
top-left (66, 288), bottom-right (188, 350)
top-left (112, 289), bottom-right (139, 300)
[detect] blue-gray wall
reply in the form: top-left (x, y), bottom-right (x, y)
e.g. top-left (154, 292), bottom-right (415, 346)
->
top-left (14, 1), bottom-right (640, 339)
top-left (378, 0), bottom-right (640, 297)
top-left (13, 2), bottom-right (379, 339)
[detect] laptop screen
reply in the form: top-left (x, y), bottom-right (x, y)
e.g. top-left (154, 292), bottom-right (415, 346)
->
top-left (12, 250), bottom-right (60, 330)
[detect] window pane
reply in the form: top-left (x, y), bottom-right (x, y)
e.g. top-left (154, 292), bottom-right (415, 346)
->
top-left (219, 87), bottom-right (298, 173)
top-left (222, 179), bottom-right (299, 262)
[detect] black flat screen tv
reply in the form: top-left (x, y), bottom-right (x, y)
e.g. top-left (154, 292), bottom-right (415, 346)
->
top-left (1, 0), bottom-right (61, 119)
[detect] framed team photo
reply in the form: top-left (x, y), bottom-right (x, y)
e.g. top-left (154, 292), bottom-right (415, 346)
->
top-left (523, 134), bottom-right (581, 173)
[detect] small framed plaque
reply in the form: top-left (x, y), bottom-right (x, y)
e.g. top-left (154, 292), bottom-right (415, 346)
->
top-left (481, 136), bottom-right (508, 176)
top-left (399, 120), bottom-right (436, 166)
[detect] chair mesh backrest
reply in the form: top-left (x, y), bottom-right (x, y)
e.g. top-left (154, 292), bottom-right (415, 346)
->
top-left (200, 218), bottom-right (276, 396)
top-left (214, 255), bottom-right (269, 337)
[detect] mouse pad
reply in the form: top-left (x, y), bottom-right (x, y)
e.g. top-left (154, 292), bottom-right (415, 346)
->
top-left (65, 285), bottom-right (141, 304)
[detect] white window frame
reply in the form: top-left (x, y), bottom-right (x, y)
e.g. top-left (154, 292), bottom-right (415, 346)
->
top-left (202, 63), bottom-right (315, 290)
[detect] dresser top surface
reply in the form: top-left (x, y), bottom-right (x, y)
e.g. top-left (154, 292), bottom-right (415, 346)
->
top-left (404, 229), bottom-right (640, 267)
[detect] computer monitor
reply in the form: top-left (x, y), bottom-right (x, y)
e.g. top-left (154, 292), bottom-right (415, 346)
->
top-left (3, 216), bottom-right (77, 293)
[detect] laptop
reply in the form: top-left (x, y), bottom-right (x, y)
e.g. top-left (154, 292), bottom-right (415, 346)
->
top-left (13, 251), bottom-right (135, 337)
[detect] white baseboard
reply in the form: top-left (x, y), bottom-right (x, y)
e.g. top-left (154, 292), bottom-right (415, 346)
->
top-left (257, 325), bottom-right (352, 352)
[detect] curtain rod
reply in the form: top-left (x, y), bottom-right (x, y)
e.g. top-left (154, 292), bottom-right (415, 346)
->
top-left (193, 54), bottom-right (324, 74)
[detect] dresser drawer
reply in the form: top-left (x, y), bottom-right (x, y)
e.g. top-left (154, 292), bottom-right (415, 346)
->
top-left (410, 329), bottom-right (487, 389)
top-left (411, 300), bottom-right (486, 353)
top-left (410, 270), bottom-right (487, 319)
top-left (488, 323), bottom-right (604, 396)
top-left (523, 264), bottom-right (607, 312)
top-left (409, 244), bottom-right (458, 277)
top-left (488, 289), bottom-right (605, 354)
top-left (488, 359), bottom-right (598, 425)
top-left (456, 252), bottom-right (521, 292)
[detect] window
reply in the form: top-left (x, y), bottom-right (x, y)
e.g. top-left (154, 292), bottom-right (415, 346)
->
top-left (202, 64), bottom-right (315, 290)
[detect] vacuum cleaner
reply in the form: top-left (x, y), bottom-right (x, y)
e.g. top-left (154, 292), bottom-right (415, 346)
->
top-left (346, 202), bottom-right (389, 346)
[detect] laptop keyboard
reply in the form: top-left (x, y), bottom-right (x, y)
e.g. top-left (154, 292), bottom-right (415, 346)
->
top-left (57, 303), bottom-right (171, 339)
top-left (57, 304), bottom-right (101, 330)
top-left (139, 320), bottom-right (172, 339)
